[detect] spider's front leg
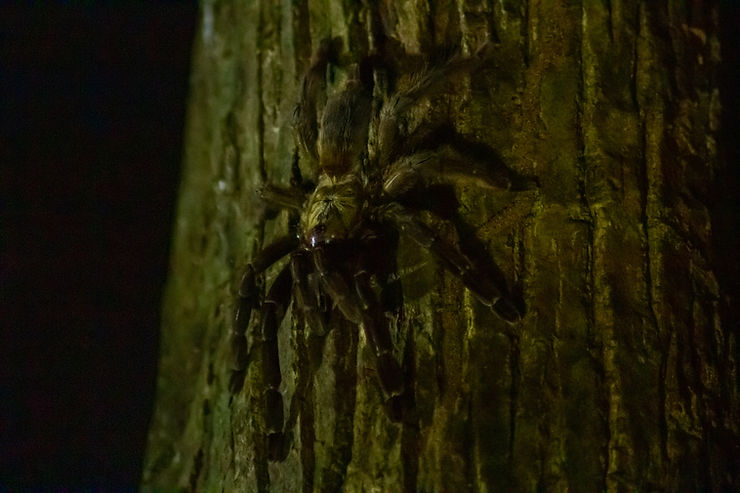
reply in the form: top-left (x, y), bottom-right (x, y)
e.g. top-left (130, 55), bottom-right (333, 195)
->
top-left (230, 234), bottom-right (297, 394)
top-left (353, 270), bottom-right (405, 419)
top-left (258, 183), bottom-right (307, 212)
top-left (311, 246), bottom-right (362, 324)
top-left (313, 247), bottom-right (405, 419)
top-left (380, 203), bottom-right (522, 324)
top-left (290, 249), bottom-right (327, 336)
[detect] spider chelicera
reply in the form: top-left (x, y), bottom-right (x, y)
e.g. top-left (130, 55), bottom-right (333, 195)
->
top-left (229, 37), bottom-right (533, 461)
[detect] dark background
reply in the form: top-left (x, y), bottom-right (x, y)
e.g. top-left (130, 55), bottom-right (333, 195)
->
top-left (1, 2), bottom-right (197, 489)
top-left (0, 1), bottom-right (738, 491)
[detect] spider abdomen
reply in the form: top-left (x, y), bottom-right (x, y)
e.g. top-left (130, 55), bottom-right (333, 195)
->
top-left (317, 78), bottom-right (371, 176)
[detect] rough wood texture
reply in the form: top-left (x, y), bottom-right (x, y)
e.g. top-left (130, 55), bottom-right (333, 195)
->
top-left (143, 1), bottom-right (738, 490)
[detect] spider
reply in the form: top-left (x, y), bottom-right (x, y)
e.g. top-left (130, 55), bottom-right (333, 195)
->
top-left (229, 37), bottom-right (532, 461)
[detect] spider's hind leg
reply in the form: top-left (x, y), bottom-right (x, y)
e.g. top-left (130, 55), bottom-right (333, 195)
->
top-left (380, 203), bottom-right (523, 324)
top-left (375, 45), bottom-right (492, 168)
top-left (382, 123), bottom-right (539, 198)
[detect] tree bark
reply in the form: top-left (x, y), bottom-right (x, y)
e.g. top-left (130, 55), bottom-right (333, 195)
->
top-left (143, 1), bottom-right (738, 490)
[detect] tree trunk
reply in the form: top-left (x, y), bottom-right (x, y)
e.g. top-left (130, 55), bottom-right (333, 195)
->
top-left (143, 1), bottom-right (738, 490)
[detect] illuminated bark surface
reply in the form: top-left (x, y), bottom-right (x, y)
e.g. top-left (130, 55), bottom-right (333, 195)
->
top-left (143, 1), bottom-right (738, 490)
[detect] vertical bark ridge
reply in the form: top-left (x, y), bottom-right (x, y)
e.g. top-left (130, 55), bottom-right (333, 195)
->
top-left (399, 328), bottom-right (419, 493)
top-left (632, 0), bottom-right (668, 468)
top-left (578, 2), bottom-right (613, 488)
top-left (578, 0), bottom-right (668, 487)
top-left (252, 3), bottom-right (271, 486)
top-left (296, 326), bottom-right (315, 493)
top-left (521, 0), bottom-right (530, 67)
top-left (255, 2), bottom-right (267, 182)
top-left (312, 315), bottom-right (357, 490)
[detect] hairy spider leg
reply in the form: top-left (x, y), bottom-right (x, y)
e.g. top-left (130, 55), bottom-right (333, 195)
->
top-left (257, 262), bottom-right (294, 462)
top-left (293, 37), bottom-right (342, 163)
top-left (258, 183), bottom-right (307, 211)
top-left (382, 145), bottom-right (536, 198)
top-left (376, 48), bottom-right (487, 169)
top-left (230, 234), bottom-right (298, 394)
top-left (312, 246), bottom-right (405, 421)
top-left (353, 270), bottom-right (405, 420)
top-left (312, 246), bottom-right (362, 324)
top-left (290, 250), bottom-right (328, 336)
top-left (380, 203), bottom-right (521, 324)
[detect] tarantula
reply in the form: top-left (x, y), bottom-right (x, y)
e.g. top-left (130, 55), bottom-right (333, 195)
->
top-left (230, 38), bottom-right (530, 461)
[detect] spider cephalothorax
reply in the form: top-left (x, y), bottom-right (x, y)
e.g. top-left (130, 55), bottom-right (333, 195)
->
top-left (301, 174), bottom-right (365, 246)
top-left (229, 37), bottom-right (534, 461)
